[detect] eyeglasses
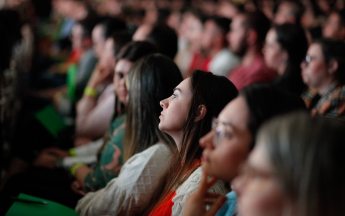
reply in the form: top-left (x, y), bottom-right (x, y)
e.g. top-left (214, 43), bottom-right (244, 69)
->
top-left (212, 118), bottom-right (232, 147)
top-left (304, 55), bottom-right (317, 66)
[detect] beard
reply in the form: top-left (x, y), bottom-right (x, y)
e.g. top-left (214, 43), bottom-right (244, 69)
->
top-left (231, 37), bottom-right (248, 57)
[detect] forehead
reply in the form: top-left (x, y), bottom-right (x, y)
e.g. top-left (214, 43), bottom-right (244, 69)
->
top-left (115, 59), bottom-right (133, 73)
top-left (307, 43), bottom-right (323, 56)
top-left (218, 97), bottom-right (249, 131)
top-left (266, 29), bottom-right (277, 41)
top-left (176, 77), bottom-right (191, 91)
top-left (232, 15), bottom-right (245, 28)
top-left (248, 140), bottom-right (273, 172)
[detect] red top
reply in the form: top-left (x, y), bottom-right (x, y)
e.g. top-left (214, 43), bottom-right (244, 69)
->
top-left (228, 55), bottom-right (277, 91)
top-left (149, 160), bottom-right (202, 216)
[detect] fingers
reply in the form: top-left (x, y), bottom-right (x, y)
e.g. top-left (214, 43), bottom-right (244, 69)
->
top-left (205, 195), bottom-right (227, 216)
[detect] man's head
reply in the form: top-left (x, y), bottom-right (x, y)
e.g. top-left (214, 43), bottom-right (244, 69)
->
top-left (72, 15), bottom-right (99, 51)
top-left (92, 17), bottom-right (126, 58)
top-left (133, 23), bottom-right (178, 59)
top-left (201, 16), bottom-right (231, 52)
top-left (274, 0), bottom-right (304, 25)
top-left (227, 11), bottom-right (270, 57)
top-left (323, 10), bottom-right (345, 41)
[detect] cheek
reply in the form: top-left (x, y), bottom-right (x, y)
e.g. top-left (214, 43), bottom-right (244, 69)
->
top-left (239, 181), bottom-right (284, 216)
top-left (207, 144), bottom-right (248, 180)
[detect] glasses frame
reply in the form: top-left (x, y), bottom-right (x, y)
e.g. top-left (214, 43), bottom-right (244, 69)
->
top-left (212, 117), bottom-right (232, 148)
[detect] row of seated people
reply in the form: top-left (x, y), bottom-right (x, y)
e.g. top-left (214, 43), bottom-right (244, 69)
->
top-left (1, 0), bottom-right (345, 216)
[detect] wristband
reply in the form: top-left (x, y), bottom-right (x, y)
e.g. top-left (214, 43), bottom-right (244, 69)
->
top-left (69, 148), bottom-right (77, 157)
top-left (71, 162), bottom-right (84, 176)
top-left (84, 87), bottom-right (97, 97)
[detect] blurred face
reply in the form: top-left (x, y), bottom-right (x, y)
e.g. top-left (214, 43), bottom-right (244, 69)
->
top-left (323, 13), bottom-right (344, 40)
top-left (201, 20), bottom-right (219, 50)
top-left (184, 15), bottom-right (204, 46)
top-left (263, 29), bottom-right (287, 75)
top-left (301, 43), bottom-right (328, 89)
top-left (200, 97), bottom-right (252, 181)
top-left (233, 142), bottom-right (285, 216)
top-left (132, 24), bottom-right (152, 41)
top-left (71, 24), bottom-right (84, 50)
top-left (113, 59), bottom-right (133, 105)
top-left (99, 38), bottom-right (116, 74)
top-left (92, 25), bottom-right (106, 59)
top-left (228, 14), bottom-right (248, 56)
top-left (274, 2), bottom-right (296, 25)
top-left (159, 78), bottom-right (193, 150)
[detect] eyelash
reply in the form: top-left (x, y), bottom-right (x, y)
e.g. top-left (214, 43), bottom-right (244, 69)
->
top-left (172, 94), bottom-right (177, 99)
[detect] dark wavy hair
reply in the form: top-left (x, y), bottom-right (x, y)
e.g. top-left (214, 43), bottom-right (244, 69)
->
top-left (240, 84), bottom-right (306, 149)
top-left (123, 54), bottom-right (183, 161)
top-left (139, 70), bottom-right (239, 215)
top-left (272, 23), bottom-right (308, 95)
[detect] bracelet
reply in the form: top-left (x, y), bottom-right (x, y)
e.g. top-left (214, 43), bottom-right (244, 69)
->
top-left (71, 162), bottom-right (84, 176)
top-left (84, 87), bottom-right (97, 97)
top-left (69, 148), bottom-right (77, 157)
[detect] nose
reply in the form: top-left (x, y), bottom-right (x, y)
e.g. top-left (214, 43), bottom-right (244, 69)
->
top-left (160, 98), bottom-right (168, 109)
top-left (300, 61), bottom-right (306, 70)
top-left (199, 130), bottom-right (215, 149)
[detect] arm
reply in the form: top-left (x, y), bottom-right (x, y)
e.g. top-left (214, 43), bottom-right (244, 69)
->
top-left (75, 144), bottom-right (172, 216)
top-left (76, 84), bottom-right (115, 140)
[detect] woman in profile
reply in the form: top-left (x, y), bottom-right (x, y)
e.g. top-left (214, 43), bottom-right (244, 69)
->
top-left (139, 70), bottom-right (239, 216)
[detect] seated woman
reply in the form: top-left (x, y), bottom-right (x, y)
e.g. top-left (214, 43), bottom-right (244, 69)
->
top-left (232, 111), bottom-right (345, 216)
top-left (134, 71), bottom-right (239, 216)
top-left (74, 32), bottom-right (131, 141)
top-left (0, 42), bottom-right (158, 209)
top-left (182, 84), bottom-right (305, 216)
top-left (263, 24), bottom-right (308, 96)
top-left (75, 54), bottom-right (184, 215)
top-left (301, 38), bottom-right (345, 118)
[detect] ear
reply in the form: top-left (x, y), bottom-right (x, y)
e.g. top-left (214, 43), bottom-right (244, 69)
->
top-left (195, 105), bottom-right (207, 122)
top-left (246, 29), bottom-right (258, 46)
top-left (328, 59), bottom-right (339, 75)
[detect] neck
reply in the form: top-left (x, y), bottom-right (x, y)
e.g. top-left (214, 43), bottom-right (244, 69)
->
top-left (317, 78), bottom-right (336, 95)
top-left (169, 132), bottom-right (183, 152)
top-left (241, 46), bottom-right (261, 67)
top-left (208, 46), bottom-right (223, 58)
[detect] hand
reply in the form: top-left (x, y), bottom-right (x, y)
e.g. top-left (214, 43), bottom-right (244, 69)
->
top-left (71, 180), bottom-right (86, 196)
top-left (87, 63), bottom-right (112, 89)
top-left (41, 147), bottom-right (71, 158)
top-left (182, 172), bottom-right (227, 216)
top-left (33, 153), bottom-right (58, 169)
top-left (74, 137), bottom-right (93, 147)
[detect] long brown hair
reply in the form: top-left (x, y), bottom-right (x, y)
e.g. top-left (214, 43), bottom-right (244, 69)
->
top-left (123, 54), bottom-right (183, 162)
top-left (139, 70), bottom-right (239, 215)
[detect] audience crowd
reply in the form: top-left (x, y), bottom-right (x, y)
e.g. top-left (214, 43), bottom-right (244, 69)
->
top-left (1, 0), bottom-right (345, 216)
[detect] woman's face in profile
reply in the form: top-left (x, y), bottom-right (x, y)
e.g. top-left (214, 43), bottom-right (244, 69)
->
top-left (301, 43), bottom-right (328, 89)
top-left (159, 78), bottom-right (192, 150)
top-left (233, 141), bottom-right (286, 216)
top-left (200, 96), bottom-right (252, 182)
top-left (263, 29), bottom-right (287, 75)
top-left (113, 59), bottom-right (133, 105)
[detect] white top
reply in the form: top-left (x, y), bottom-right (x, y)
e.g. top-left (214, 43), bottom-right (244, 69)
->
top-left (172, 167), bottom-right (229, 216)
top-left (75, 143), bottom-right (173, 216)
top-left (209, 48), bottom-right (240, 77)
